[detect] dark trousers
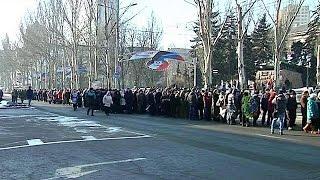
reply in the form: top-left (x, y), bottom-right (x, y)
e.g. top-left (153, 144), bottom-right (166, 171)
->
top-left (288, 110), bottom-right (296, 127)
top-left (204, 106), bottom-right (211, 121)
top-left (267, 110), bottom-right (273, 125)
top-left (87, 107), bottom-right (94, 115)
top-left (301, 107), bottom-right (307, 129)
top-left (252, 112), bottom-right (260, 126)
top-left (199, 108), bottom-right (204, 120)
top-left (73, 103), bottom-right (77, 111)
top-left (104, 106), bottom-right (110, 115)
top-left (261, 109), bottom-right (267, 125)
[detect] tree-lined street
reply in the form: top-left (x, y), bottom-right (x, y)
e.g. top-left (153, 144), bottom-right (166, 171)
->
top-left (0, 0), bottom-right (320, 179)
top-left (0, 104), bottom-right (319, 179)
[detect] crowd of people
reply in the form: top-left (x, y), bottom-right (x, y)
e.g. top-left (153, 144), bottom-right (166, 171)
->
top-left (16, 86), bottom-right (320, 135)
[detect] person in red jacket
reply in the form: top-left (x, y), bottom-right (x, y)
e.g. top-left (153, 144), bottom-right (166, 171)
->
top-left (203, 91), bottom-right (212, 121)
top-left (267, 89), bottom-right (276, 126)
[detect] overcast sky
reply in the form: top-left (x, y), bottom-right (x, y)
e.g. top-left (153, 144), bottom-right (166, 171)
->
top-left (0, 0), bottom-right (316, 50)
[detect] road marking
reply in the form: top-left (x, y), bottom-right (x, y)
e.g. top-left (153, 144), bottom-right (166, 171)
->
top-left (44, 158), bottom-right (147, 179)
top-left (0, 135), bottom-right (152, 151)
top-left (27, 139), bottom-right (44, 145)
top-left (81, 136), bottom-right (97, 140)
top-left (256, 134), bottom-right (294, 141)
top-left (0, 115), bottom-right (55, 119)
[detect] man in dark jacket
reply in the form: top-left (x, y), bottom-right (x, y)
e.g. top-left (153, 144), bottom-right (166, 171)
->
top-left (0, 89), bottom-right (3, 101)
top-left (147, 89), bottom-right (156, 115)
top-left (271, 90), bottom-right (287, 135)
top-left (154, 89), bottom-right (162, 115)
top-left (188, 89), bottom-right (198, 120)
top-left (124, 89), bottom-right (134, 114)
top-left (197, 91), bottom-right (204, 120)
top-left (261, 90), bottom-right (269, 126)
top-left (26, 86), bottom-right (33, 106)
top-left (85, 88), bottom-right (96, 116)
top-left (250, 91), bottom-right (261, 126)
top-left (286, 90), bottom-right (297, 130)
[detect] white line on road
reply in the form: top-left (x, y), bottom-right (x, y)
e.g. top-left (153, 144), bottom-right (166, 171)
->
top-left (81, 136), bottom-right (97, 140)
top-left (44, 157), bottom-right (147, 179)
top-left (0, 135), bottom-right (152, 151)
top-left (27, 139), bottom-right (44, 145)
top-left (0, 115), bottom-right (55, 119)
top-left (256, 134), bottom-right (295, 141)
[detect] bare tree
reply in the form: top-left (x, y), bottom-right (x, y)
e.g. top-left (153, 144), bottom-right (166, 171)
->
top-left (235, 0), bottom-right (257, 89)
top-left (261, 0), bottom-right (306, 88)
top-left (194, 0), bottom-right (229, 88)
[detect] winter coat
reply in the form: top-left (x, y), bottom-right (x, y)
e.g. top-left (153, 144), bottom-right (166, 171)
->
top-left (250, 94), bottom-right (261, 114)
top-left (203, 94), bottom-right (212, 108)
top-left (273, 94), bottom-right (287, 114)
top-left (286, 96), bottom-right (297, 111)
top-left (300, 95), bottom-right (308, 109)
top-left (103, 94), bottom-right (113, 107)
top-left (261, 94), bottom-right (269, 111)
top-left (86, 90), bottom-right (96, 108)
top-left (71, 92), bottom-right (78, 104)
top-left (187, 92), bottom-right (197, 107)
top-left (26, 89), bottom-right (33, 99)
top-left (242, 95), bottom-right (251, 118)
top-left (307, 97), bottom-right (319, 122)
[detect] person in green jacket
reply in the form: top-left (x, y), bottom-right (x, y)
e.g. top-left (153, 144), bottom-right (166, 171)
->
top-left (303, 93), bottom-right (319, 133)
top-left (241, 91), bottom-right (251, 127)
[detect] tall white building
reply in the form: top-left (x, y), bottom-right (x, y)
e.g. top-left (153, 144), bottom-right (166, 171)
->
top-left (280, 4), bottom-right (311, 50)
top-left (280, 4), bottom-right (310, 32)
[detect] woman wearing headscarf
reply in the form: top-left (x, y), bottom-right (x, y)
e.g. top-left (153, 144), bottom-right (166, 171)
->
top-left (103, 91), bottom-right (113, 116)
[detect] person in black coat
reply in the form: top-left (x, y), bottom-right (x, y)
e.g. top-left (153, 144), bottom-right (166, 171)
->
top-left (169, 91), bottom-right (176, 117)
top-left (132, 90), bottom-right (138, 113)
top-left (286, 90), bottom-right (297, 130)
top-left (154, 89), bottom-right (162, 115)
top-left (124, 89), bottom-right (134, 114)
top-left (113, 90), bottom-right (121, 113)
top-left (0, 89), bottom-right (4, 101)
top-left (197, 91), bottom-right (204, 120)
top-left (147, 89), bottom-right (156, 115)
top-left (261, 90), bottom-right (269, 126)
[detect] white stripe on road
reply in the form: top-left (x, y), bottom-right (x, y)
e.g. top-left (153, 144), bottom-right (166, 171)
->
top-left (256, 134), bottom-right (294, 141)
top-left (81, 136), bottom-right (97, 140)
top-left (44, 158), bottom-right (147, 179)
top-left (0, 135), bottom-right (151, 151)
top-left (27, 139), bottom-right (44, 145)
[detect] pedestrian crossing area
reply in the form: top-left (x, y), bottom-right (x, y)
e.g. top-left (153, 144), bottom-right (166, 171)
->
top-left (0, 109), bottom-right (150, 150)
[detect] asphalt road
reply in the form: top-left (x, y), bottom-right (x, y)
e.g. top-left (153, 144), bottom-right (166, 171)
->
top-left (0, 101), bottom-right (319, 180)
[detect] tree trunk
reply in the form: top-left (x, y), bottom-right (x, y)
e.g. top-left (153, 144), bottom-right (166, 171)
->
top-left (237, 5), bottom-right (247, 90)
top-left (317, 45), bottom-right (320, 87)
top-left (274, 49), bottom-right (281, 89)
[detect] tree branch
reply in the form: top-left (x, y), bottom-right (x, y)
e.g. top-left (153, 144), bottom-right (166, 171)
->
top-left (260, 0), bottom-right (275, 24)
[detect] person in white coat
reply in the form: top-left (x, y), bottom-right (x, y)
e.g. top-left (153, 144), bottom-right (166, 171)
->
top-left (103, 91), bottom-right (113, 115)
